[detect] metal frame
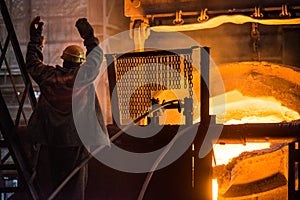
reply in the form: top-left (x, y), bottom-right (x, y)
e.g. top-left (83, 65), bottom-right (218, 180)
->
top-left (0, 91), bottom-right (38, 199)
top-left (0, 0), bottom-right (38, 199)
top-left (124, 0), bottom-right (300, 20)
top-left (105, 46), bottom-right (213, 199)
top-left (0, 0), bottom-right (36, 109)
top-left (105, 47), bottom-right (196, 126)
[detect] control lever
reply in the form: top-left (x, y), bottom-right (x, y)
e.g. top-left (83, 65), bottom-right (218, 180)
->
top-left (149, 98), bottom-right (182, 125)
top-left (161, 99), bottom-right (182, 113)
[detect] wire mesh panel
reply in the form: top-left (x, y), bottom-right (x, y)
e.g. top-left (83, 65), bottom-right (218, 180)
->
top-left (106, 48), bottom-right (199, 125)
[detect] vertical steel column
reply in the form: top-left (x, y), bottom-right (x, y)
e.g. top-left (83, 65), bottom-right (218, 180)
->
top-left (193, 46), bottom-right (212, 200)
top-left (200, 47), bottom-right (210, 126)
top-left (184, 97), bottom-right (193, 125)
top-left (289, 141), bottom-right (300, 199)
top-left (105, 54), bottom-right (120, 126)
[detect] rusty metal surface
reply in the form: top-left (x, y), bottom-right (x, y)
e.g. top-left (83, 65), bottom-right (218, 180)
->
top-left (107, 122), bottom-right (300, 145)
top-left (218, 123), bottom-right (300, 143)
top-left (125, 0), bottom-right (300, 17)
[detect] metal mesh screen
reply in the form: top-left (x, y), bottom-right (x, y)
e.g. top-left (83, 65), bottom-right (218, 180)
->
top-left (108, 48), bottom-right (195, 125)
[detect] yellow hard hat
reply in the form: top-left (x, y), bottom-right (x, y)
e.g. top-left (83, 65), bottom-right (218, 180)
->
top-left (61, 45), bottom-right (85, 64)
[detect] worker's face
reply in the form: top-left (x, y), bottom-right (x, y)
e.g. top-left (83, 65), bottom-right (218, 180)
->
top-left (63, 60), bottom-right (81, 69)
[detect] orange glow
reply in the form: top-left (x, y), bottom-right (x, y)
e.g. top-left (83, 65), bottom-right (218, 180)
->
top-left (154, 62), bottom-right (300, 125)
top-left (152, 61), bottom-right (300, 199)
top-left (149, 62), bottom-right (300, 198)
top-left (158, 89), bottom-right (300, 125)
top-left (212, 142), bottom-right (271, 199)
top-left (210, 90), bottom-right (291, 199)
top-left (212, 179), bottom-right (218, 200)
top-left (211, 90), bottom-right (300, 124)
top-left (213, 143), bottom-right (271, 166)
top-left (151, 15), bottom-right (300, 32)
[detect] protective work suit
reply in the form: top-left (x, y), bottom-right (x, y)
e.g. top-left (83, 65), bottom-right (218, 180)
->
top-left (25, 16), bottom-right (109, 199)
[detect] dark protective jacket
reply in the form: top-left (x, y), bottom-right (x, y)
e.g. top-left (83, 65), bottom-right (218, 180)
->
top-left (26, 37), bottom-right (109, 147)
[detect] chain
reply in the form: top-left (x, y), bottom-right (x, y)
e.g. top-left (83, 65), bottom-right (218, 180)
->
top-left (175, 55), bottom-right (181, 89)
top-left (183, 55), bottom-right (188, 89)
top-left (185, 54), bottom-right (194, 98)
top-left (251, 23), bottom-right (260, 61)
top-left (114, 52), bottom-right (194, 124)
top-left (183, 54), bottom-right (193, 98)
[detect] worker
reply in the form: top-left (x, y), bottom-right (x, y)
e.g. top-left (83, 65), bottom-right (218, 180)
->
top-left (25, 16), bottom-right (109, 199)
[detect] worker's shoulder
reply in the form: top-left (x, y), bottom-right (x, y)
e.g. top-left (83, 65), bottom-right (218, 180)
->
top-left (55, 65), bottom-right (77, 73)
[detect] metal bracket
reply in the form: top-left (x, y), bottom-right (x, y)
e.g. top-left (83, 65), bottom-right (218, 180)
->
top-left (251, 22), bottom-right (260, 61)
top-left (129, 17), bottom-right (150, 51)
top-left (173, 10), bottom-right (184, 25)
top-left (197, 8), bottom-right (209, 22)
top-left (279, 4), bottom-right (291, 18)
top-left (251, 6), bottom-right (264, 18)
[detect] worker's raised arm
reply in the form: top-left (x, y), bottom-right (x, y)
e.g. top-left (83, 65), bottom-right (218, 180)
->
top-left (74, 18), bottom-right (103, 87)
top-left (75, 18), bottom-right (99, 55)
top-left (26, 16), bottom-right (54, 85)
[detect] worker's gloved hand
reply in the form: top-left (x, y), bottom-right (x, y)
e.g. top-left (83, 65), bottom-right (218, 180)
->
top-left (75, 18), bottom-right (94, 40)
top-left (75, 18), bottom-right (99, 54)
top-left (30, 16), bottom-right (44, 43)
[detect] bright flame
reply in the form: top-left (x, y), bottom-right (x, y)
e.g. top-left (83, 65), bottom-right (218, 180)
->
top-left (211, 90), bottom-right (300, 124)
top-left (210, 91), bottom-right (288, 199)
top-left (152, 63), bottom-right (300, 199)
top-left (212, 179), bottom-right (218, 200)
top-left (191, 90), bottom-right (300, 124)
top-left (213, 143), bottom-right (271, 166)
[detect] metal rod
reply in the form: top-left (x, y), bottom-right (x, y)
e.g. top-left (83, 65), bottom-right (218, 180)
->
top-left (288, 142), bottom-right (296, 199)
top-left (200, 47), bottom-right (210, 123)
top-left (218, 123), bottom-right (300, 143)
top-left (15, 84), bottom-right (29, 126)
top-left (0, 36), bottom-right (10, 68)
top-left (1, 152), bottom-right (11, 164)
